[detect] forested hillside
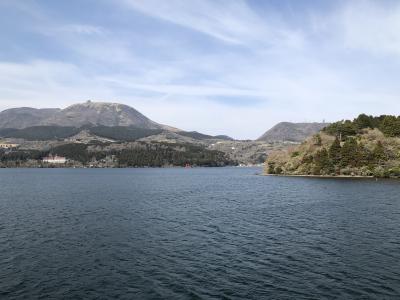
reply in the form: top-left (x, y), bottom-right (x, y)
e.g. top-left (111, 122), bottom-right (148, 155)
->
top-left (0, 142), bottom-right (234, 168)
top-left (266, 114), bottom-right (400, 178)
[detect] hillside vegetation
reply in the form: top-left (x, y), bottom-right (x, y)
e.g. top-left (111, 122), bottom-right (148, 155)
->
top-left (0, 141), bottom-right (234, 168)
top-left (265, 114), bottom-right (400, 178)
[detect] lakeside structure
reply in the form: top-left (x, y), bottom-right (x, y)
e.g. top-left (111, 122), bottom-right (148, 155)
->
top-left (0, 143), bottom-right (19, 149)
top-left (42, 155), bottom-right (67, 164)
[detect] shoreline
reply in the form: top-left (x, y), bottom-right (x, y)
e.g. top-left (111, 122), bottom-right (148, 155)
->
top-left (0, 165), bottom-right (260, 170)
top-left (262, 173), bottom-right (378, 179)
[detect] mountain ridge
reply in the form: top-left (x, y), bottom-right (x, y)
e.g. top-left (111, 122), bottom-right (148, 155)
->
top-left (0, 107), bottom-right (61, 129)
top-left (257, 122), bottom-right (329, 143)
top-left (1, 101), bottom-right (326, 143)
top-left (0, 101), bottom-right (178, 131)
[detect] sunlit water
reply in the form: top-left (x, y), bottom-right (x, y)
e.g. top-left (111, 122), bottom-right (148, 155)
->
top-left (1, 167), bottom-right (400, 299)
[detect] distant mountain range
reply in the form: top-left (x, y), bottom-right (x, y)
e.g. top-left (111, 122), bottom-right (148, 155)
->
top-left (0, 101), bottom-right (332, 166)
top-left (257, 122), bottom-right (329, 143)
top-left (0, 101), bottom-right (326, 143)
top-left (0, 100), bottom-right (176, 131)
top-left (0, 101), bottom-right (236, 142)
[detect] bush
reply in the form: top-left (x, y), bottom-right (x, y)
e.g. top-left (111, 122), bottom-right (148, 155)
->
top-left (267, 162), bottom-right (276, 174)
top-left (372, 166), bottom-right (390, 178)
top-left (388, 167), bottom-right (400, 178)
top-left (275, 166), bottom-right (283, 174)
top-left (291, 151), bottom-right (300, 158)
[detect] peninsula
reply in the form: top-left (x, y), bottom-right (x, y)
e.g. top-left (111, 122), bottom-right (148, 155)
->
top-left (265, 114), bottom-right (400, 178)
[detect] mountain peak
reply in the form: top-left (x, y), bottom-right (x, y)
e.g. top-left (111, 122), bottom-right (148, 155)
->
top-left (257, 122), bottom-right (329, 142)
top-left (0, 101), bottom-right (177, 131)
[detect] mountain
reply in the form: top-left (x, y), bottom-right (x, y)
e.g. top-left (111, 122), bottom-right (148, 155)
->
top-left (265, 114), bottom-right (400, 178)
top-left (257, 122), bottom-right (329, 143)
top-left (42, 101), bottom-right (166, 129)
top-left (0, 107), bottom-right (61, 129)
top-left (0, 101), bottom-right (177, 131)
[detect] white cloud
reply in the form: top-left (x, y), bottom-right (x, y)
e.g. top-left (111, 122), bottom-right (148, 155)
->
top-left (1, 57), bottom-right (398, 140)
top-left (59, 24), bottom-right (105, 35)
top-left (0, 61), bottom-right (115, 109)
top-left (122, 0), bottom-right (261, 44)
top-left (121, 0), bottom-right (305, 48)
top-left (1, 0), bottom-right (400, 139)
top-left (315, 0), bottom-right (400, 57)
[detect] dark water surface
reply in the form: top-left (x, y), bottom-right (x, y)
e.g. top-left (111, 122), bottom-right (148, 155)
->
top-left (1, 168), bottom-right (400, 299)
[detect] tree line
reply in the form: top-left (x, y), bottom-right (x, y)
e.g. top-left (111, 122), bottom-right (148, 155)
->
top-left (310, 137), bottom-right (392, 176)
top-left (0, 142), bottom-right (235, 167)
top-left (323, 114), bottom-right (400, 139)
top-left (268, 135), bottom-right (399, 177)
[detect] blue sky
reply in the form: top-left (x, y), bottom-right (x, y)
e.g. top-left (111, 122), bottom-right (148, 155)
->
top-left (0, 0), bottom-right (399, 139)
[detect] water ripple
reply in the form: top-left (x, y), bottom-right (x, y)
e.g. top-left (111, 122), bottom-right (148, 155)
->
top-left (0, 168), bottom-right (400, 299)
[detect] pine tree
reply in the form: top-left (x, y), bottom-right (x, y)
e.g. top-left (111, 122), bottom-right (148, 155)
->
top-left (380, 116), bottom-right (400, 137)
top-left (372, 141), bottom-right (386, 165)
top-left (313, 148), bottom-right (333, 175)
top-left (328, 137), bottom-right (341, 165)
top-left (356, 142), bottom-right (370, 167)
top-left (340, 138), bottom-right (358, 167)
top-left (354, 114), bottom-right (374, 130)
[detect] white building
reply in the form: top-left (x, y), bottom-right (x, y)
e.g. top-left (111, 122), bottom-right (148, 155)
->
top-left (42, 155), bottom-right (67, 164)
top-left (0, 143), bottom-right (19, 149)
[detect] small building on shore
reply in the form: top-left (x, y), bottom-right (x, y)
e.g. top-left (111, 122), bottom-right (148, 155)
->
top-left (0, 143), bottom-right (19, 149)
top-left (42, 155), bottom-right (67, 164)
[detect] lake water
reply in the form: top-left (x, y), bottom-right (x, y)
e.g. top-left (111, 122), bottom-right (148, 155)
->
top-left (0, 167), bottom-right (400, 299)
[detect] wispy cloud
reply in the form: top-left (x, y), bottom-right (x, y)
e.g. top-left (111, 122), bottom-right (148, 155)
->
top-left (59, 24), bottom-right (105, 35)
top-left (0, 60), bottom-right (115, 109)
top-left (121, 0), bottom-right (305, 48)
top-left (121, 0), bottom-right (263, 44)
top-left (340, 1), bottom-right (400, 56)
top-left (313, 0), bottom-right (400, 57)
top-left (0, 0), bottom-right (399, 139)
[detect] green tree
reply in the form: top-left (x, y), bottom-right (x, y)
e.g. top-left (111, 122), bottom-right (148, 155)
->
top-left (275, 166), bottom-right (283, 174)
top-left (323, 120), bottom-right (357, 140)
top-left (380, 116), bottom-right (400, 137)
top-left (356, 142), bottom-right (371, 167)
top-left (267, 162), bottom-right (276, 174)
top-left (313, 148), bottom-right (333, 175)
top-left (328, 137), bottom-right (341, 165)
top-left (372, 141), bottom-right (386, 165)
top-left (340, 138), bottom-right (358, 167)
top-left (354, 114), bottom-right (374, 130)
